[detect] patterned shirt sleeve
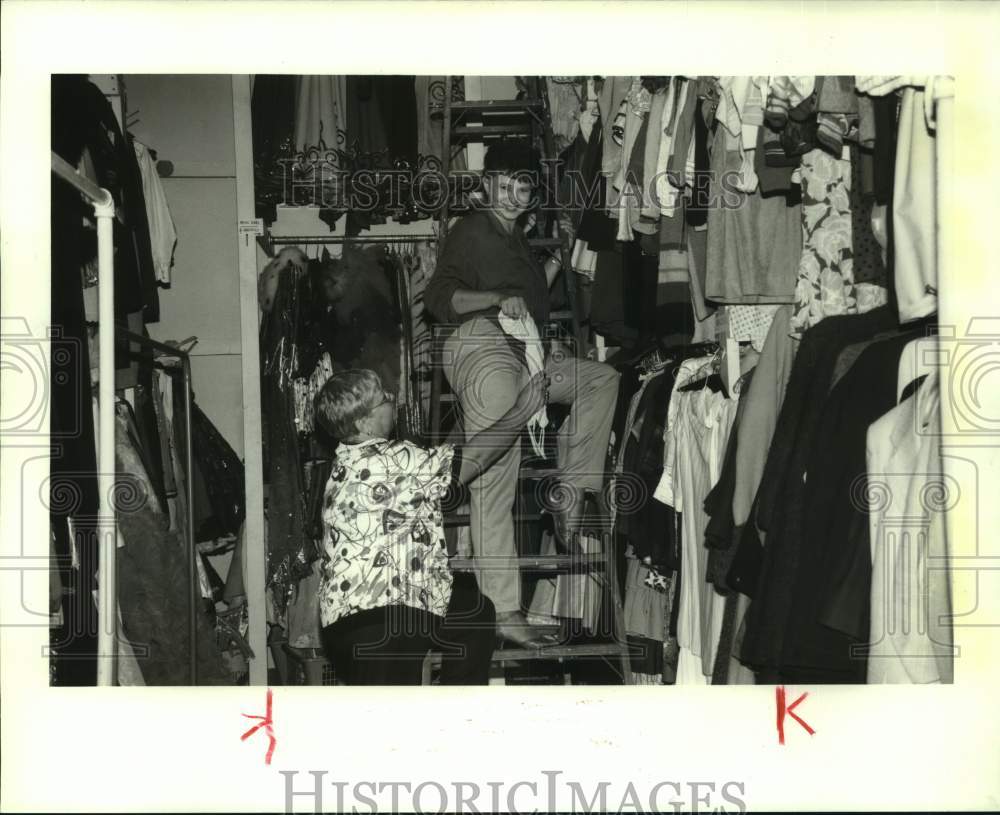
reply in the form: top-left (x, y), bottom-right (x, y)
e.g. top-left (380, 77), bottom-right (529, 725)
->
top-left (409, 442), bottom-right (456, 500)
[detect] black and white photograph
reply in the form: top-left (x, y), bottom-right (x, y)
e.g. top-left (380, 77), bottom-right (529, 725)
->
top-left (3, 2), bottom-right (999, 813)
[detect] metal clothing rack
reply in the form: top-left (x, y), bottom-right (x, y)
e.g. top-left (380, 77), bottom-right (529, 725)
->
top-left (116, 330), bottom-right (197, 686)
top-left (261, 232), bottom-right (438, 257)
top-left (52, 151), bottom-right (198, 686)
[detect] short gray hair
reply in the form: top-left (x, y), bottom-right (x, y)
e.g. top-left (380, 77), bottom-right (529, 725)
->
top-left (314, 368), bottom-right (384, 440)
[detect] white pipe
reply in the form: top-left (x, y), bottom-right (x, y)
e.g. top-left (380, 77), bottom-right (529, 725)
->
top-left (94, 194), bottom-right (117, 687)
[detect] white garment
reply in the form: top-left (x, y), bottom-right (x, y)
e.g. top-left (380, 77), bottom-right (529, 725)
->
top-left (652, 355), bottom-right (714, 506)
top-left (133, 141), bottom-right (176, 284)
top-left (866, 372), bottom-right (953, 683)
top-left (294, 75), bottom-right (348, 151)
top-left (893, 88), bottom-right (938, 323)
top-left (497, 312), bottom-right (547, 458)
top-left (655, 80), bottom-right (686, 216)
top-left (671, 386), bottom-right (739, 682)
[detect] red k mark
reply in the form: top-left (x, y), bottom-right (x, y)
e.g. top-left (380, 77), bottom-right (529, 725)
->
top-left (775, 686), bottom-right (815, 745)
top-left (242, 688), bottom-right (276, 765)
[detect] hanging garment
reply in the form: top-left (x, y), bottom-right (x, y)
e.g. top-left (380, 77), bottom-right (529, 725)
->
top-left (133, 141), bottom-right (177, 285)
top-left (790, 148), bottom-right (858, 336)
top-left (849, 142), bottom-right (888, 287)
top-left (866, 372), bottom-right (953, 683)
top-left (114, 406), bottom-right (231, 685)
top-left (704, 122), bottom-right (801, 304)
top-left (294, 75), bottom-right (348, 151)
top-left (52, 75), bottom-right (159, 322)
top-left (893, 88), bottom-right (938, 323)
top-left (260, 271), bottom-right (312, 616)
top-left (671, 383), bottom-right (739, 682)
top-left (781, 331), bottom-right (918, 682)
top-left (599, 76), bottom-right (632, 179)
top-left (739, 306), bottom-right (898, 676)
top-left (547, 77), bottom-right (583, 153)
top-left (731, 305), bottom-right (796, 527)
top-left (416, 76), bottom-right (467, 171)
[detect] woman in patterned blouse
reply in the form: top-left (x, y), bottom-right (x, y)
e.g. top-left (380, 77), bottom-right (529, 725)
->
top-left (314, 367), bottom-right (547, 684)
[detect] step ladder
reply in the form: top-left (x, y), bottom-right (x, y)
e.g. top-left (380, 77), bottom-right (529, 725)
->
top-left (432, 76), bottom-right (585, 352)
top-left (427, 327), bottom-right (634, 685)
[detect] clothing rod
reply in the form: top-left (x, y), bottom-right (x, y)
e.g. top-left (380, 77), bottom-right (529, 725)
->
top-left (52, 153), bottom-right (118, 686)
top-left (267, 234), bottom-right (438, 245)
top-left (51, 152), bottom-right (113, 209)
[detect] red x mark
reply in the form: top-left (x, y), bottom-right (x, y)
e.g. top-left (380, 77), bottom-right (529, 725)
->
top-left (242, 688), bottom-right (276, 765)
top-left (775, 686), bottom-right (815, 745)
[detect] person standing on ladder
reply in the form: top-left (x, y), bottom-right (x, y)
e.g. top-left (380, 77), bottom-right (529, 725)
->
top-left (425, 142), bottom-right (620, 648)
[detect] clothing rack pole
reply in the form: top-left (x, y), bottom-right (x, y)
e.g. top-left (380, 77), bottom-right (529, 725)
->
top-left (264, 233), bottom-right (438, 250)
top-left (51, 152), bottom-right (119, 687)
top-left (117, 329), bottom-right (197, 685)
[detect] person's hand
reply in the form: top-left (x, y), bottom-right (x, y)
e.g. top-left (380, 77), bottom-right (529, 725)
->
top-left (514, 372), bottom-right (548, 419)
top-left (497, 295), bottom-right (529, 320)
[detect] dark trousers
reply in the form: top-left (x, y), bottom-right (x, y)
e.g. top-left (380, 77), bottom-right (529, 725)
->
top-left (321, 573), bottom-right (496, 685)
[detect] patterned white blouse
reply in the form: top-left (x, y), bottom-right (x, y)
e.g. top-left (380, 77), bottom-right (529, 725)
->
top-left (318, 438), bottom-right (456, 628)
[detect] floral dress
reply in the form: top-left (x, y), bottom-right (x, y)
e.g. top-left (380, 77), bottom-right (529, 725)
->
top-left (318, 438), bottom-right (455, 628)
top-left (790, 148), bottom-right (858, 336)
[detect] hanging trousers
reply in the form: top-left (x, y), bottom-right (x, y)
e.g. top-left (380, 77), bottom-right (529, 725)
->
top-left (441, 315), bottom-right (620, 614)
top-left (321, 573), bottom-right (496, 685)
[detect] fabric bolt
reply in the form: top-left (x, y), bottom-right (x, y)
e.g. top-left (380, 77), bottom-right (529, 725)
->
top-left (704, 123), bottom-right (802, 304)
top-left (739, 306), bottom-right (898, 675)
top-left (497, 313), bottom-right (548, 458)
top-left (440, 316), bottom-right (619, 613)
top-left (866, 372), bottom-right (953, 683)
top-left (893, 88), bottom-right (938, 323)
top-left (133, 141), bottom-right (177, 285)
top-left (790, 149), bottom-right (858, 336)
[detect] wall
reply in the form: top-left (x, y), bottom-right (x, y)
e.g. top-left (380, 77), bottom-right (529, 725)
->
top-left (122, 74), bottom-right (245, 458)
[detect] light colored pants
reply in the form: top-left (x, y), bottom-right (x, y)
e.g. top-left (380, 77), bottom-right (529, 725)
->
top-left (442, 316), bottom-right (620, 613)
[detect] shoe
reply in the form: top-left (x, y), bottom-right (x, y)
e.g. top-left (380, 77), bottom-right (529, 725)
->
top-left (495, 611), bottom-right (555, 649)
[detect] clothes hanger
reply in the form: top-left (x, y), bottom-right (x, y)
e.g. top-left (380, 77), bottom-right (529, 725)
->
top-left (897, 334), bottom-right (939, 404)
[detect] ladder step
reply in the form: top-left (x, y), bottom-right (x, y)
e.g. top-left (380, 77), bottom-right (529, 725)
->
top-left (491, 642), bottom-right (629, 662)
top-left (444, 513), bottom-right (545, 528)
top-left (452, 125), bottom-right (532, 139)
top-left (432, 99), bottom-right (544, 114)
top-left (548, 310), bottom-right (574, 322)
top-left (450, 553), bottom-right (606, 572)
top-left (527, 238), bottom-right (563, 248)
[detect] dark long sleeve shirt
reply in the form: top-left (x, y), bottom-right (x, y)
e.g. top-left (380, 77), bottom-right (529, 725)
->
top-left (424, 209), bottom-right (550, 328)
